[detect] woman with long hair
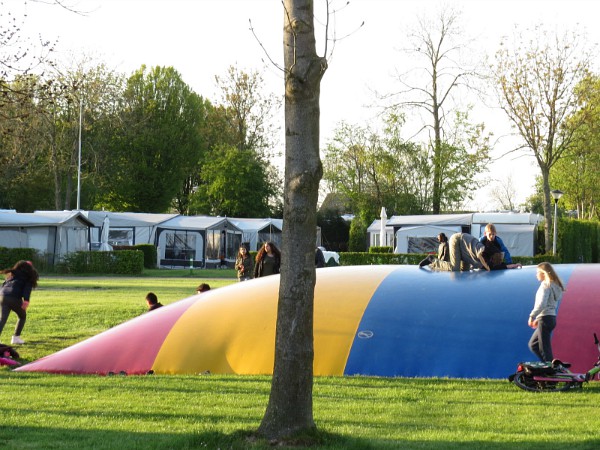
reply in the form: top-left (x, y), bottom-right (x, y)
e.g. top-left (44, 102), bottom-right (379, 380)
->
top-left (253, 241), bottom-right (281, 278)
top-left (0, 260), bottom-right (39, 345)
top-left (528, 262), bottom-right (565, 362)
top-left (235, 245), bottom-right (254, 281)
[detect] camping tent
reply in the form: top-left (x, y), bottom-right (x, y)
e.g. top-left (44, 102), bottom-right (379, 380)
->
top-left (394, 224), bottom-right (464, 254)
top-left (227, 218), bottom-right (283, 251)
top-left (471, 213), bottom-right (542, 257)
top-left (367, 219), bottom-right (395, 248)
top-left (155, 216), bottom-right (243, 268)
top-left (0, 211), bottom-right (93, 265)
top-left (381, 213), bottom-right (542, 257)
top-left (81, 211), bottom-right (177, 249)
top-left (386, 214), bottom-right (472, 254)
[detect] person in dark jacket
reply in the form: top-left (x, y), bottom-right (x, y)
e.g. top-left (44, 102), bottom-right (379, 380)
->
top-left (0, 260), bottom-right (39, 345)
top-left (315, 247), bottom-right (326, 268)
top-left (484, 247), bottom-right (522, 270)
top-left (479, 223), bottom-right (513, 264)
top-left (145, 292), bottom-right (163, 311)
top-left (235, 246), bottom-right (254, 281)
top-left (437, 233), bottom-right (450, 262)
top-left (254, 241), bottom-right (281, 278)
top-left (196, 283), bottom-right (211, 293)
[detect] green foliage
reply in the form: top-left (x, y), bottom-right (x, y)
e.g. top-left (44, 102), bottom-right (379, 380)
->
top-left (58, 250), bottom-right (144, 274)
top-left (95, 65), bottom-right (208, 212)
top-left (558, 218), bottom-right (600, 263)
top-left (135, 244), bottom-right (158, 269)
top-left (322, 117), bottom-right (425, 217)
top-left (323, 109), bottom-right (489, 216)
top-left (430, 109), bottom-right (492, 212)
top-left (188, 66), bottom-right (282, 217)
top-left (191, 144), bottom-right (279, 217)
top-left (492, 28), bottom-right (592, 252)
top-left (522, 177), bottom-right (545, 214)
top-left (341, 252), bottom-right (561, 266)
top-left (0, 247), bottom-right (37, 269)
top-left (553, 74), bottom-right (600, 220)
top-left (348, 217), bottom-right (368, 252)
top-left (368, 246), bottom-right (393, 253)
top-left (340, 252), bottom-right (424, 265)
top-left (113, 244), bottom-right (157, 269)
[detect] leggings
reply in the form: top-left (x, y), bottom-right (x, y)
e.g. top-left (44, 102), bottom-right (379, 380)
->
top-left (528, 315), bottom-right (556, 362)
top-left (0, 295), bottom-right (27, 338)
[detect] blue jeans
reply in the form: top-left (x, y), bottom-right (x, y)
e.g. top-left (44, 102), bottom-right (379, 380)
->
top-left (0, 295), bottom-right (27, 339)
top-left (528, 315), bottom-right (556, 362)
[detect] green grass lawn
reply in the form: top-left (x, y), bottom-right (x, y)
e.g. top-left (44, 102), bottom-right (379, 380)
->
top-left (2, 273), bottom-right (600, 449)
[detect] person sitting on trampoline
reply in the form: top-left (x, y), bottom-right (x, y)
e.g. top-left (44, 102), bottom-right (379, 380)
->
top-left (484, 247), bottom-right (522, 270)
top-left (419, 232), bottom-right (490, 272)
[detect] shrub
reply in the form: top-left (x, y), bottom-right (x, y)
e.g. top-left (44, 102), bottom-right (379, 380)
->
top-left (340, 252), bottom-right (423, 265)
top-left (57, 250), bottom-right (144, 274)
top-left (369, 246), bottom-right (393, 253)
top-left (112, 244), bottom-right (158, 269)
top-left (0, 247), bottom-right (37, 269)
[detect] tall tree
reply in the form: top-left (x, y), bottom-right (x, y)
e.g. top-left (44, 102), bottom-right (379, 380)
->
top-left (323, 118), bottom-right (423, 217)
top-left (491, 26), bottom-right (591, 252)
top-left (383, 5), bottom-right (482, 213)
top-left (490, 174), bottom-right (518, 212)
top-left (550, 74), bottom-right (600, 220)
top-left (214, 65), bottom-right (280, 154)
top-left (190, 144), bottom-right (278, 217)
top-left (323, 109), bottom-right (487, 216)
top-left (258, 0), bottom-right (326, 440)
top-left (100, 65), bottom-right (206, 212)
top-left (43, 60), bottom-right (124, 210)
top-left (0, 0), bottom-right (56, 121)
top-left (0, 75), bottom-right (54, 211)
top-left (192, 67), bottom-right (283, 217)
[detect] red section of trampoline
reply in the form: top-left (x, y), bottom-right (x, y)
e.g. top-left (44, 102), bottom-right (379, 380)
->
top-left (15, 296), bottom-right (197, 375)
top-left (553, 265), bottom-right (600, 373)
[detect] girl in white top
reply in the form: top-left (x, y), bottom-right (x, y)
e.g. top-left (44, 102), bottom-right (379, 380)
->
top-left (528, 262), bottom-right (565, 362)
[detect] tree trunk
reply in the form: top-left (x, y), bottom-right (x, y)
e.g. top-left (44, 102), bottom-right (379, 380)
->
top-left (258, 0), bottom-right (325, 440)
top-left (541, 167), bottom-right (552, 254)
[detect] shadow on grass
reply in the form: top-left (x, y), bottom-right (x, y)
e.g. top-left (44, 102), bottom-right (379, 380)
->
top-left (2, 427), bottom-right (599, 450)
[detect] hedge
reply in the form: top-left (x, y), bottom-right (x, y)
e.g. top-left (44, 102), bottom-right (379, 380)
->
top-left (0, 247), bottom-right (37, 270)
top-left (57, 250), bottom-right (144, 275)
top-left (340, 252), bottom-right (424, 265)
top-left (339, 252), bottom-right (561, 266)
top-left (558, 218), bottom-right (600, 263)
top-left (368, 246), bottom-right (393, 254)
top-left (113, 244), bottom-right (157, 269)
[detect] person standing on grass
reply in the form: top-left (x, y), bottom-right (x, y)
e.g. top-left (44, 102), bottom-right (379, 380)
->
top-left (235, 246), bottom-right (254, 281)
top-left (0, 260), bottom-right (39, 345)
top-left (528, 262), bottom-right (564, 362)
top-left (253, 241), bottom-right (281, 278)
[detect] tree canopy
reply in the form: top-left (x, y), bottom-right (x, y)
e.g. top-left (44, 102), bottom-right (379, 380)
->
top-left (491, 26), bottom-right (592, 251)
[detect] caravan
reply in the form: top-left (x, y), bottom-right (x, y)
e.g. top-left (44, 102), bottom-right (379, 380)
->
top-left (370, 212), bottom-right (542, 257)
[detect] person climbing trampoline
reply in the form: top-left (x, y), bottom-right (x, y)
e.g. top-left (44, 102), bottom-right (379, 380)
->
top-left (419, 232), bottom-right (490, 272)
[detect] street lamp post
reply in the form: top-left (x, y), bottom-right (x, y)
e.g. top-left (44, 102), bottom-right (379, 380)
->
top-left (551, 189), bottom-right (564, 256)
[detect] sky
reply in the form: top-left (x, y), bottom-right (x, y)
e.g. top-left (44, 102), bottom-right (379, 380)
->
top-left (17, 0), bottom-right (600, 211)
